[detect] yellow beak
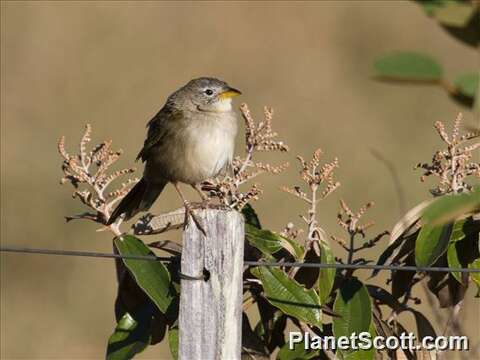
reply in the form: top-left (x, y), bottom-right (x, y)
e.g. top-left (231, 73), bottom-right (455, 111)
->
top-left (219, 87), bottom-right (242, 100)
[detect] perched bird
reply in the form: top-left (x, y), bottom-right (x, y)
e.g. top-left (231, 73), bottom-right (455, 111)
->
top-left (107, 77), bottom-right (241, 227)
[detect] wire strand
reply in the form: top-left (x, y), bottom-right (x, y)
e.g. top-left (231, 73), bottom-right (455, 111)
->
top-left (2, 245), bottom-right (479, 273)
top-left (0, 246), bottom-right (171, 261)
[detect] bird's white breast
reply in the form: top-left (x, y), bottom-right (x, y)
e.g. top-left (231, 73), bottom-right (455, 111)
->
top-left (144, 99), bottom-right (238, 185)
top-left (181, 111), bottom-right (237, 183)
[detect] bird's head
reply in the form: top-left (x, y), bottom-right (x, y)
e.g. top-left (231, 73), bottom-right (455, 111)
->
top-left (169, 77), bottom-right (242, 113)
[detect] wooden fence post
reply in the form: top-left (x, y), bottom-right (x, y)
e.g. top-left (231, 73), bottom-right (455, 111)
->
top-left (179, 209), bottom-right (245, 360)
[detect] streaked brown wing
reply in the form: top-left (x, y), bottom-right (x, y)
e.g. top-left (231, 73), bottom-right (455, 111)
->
top-left (136, 106), bottom-right (183, 162)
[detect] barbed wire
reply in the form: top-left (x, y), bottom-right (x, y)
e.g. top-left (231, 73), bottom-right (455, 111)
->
top-left (2, 245), bottom-right (479, 273)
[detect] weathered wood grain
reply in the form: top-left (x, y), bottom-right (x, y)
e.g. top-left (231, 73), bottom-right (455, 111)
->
top-left (179, 209), bottom-right (244, 360)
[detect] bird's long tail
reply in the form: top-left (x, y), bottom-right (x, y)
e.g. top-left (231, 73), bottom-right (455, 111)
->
top-left (107, 178), bottom-right (166, 225)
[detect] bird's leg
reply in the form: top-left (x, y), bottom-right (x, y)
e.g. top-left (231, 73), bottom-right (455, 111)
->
top-left (192, 183), bottom-right (211, 208)
top-left (174, 182), bottom-right (206, 235)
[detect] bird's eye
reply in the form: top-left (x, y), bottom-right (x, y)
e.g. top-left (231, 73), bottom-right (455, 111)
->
top-left (204, 89), bottom-right (214, 96)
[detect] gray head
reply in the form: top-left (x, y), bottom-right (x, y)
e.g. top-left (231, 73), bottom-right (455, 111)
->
top-left (167, 77), bottom-right (241, 112)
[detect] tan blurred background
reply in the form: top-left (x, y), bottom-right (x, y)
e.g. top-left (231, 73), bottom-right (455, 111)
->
top-left (1, 1), bottom-right (478, 359)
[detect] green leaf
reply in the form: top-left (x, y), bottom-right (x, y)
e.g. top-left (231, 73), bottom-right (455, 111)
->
top-left (447, 241), bottom-right (463, 283)
top-left (432, 2), bottom-right (475, 27)
top-left (415, 223), bottom-right (453, 267)
top-left (443, 11), bottom-right (480, 48)
top-left (450, 217), bottom-right (480, 241)
top-left (106, 310), bottom-right (151, 360)
top-left (114, 235), bottom-right (173, 313)
top-left (246, 225), bottom-right (303, 259)
top-left (416, 190), bottom-right (480, 267)
top-left (251, 266), bottom-right (322, 328)
top-left (469, 258), bottom-right (480, 288)
top-left (389, 200), bottom-right (433, 244)
top-left (281, 236), bottom-right (304, 260)
top-left (318, 240), bottom-right (335, 305)
top-left (448, 218), bottom-right (480, 283)
top-left (449, 218), bottom-right (468, 243)
top-left (454, 72), bottom-right (479, 98)
top-left (414, 0), bottom-right (475, 23)
top-left (373, 52), bottom-right (443, 81)
top-left (372, 199), bottom-right (429, 278)
top-left (421, 188), bottom-right (480, 226)
top-left (246, 225), bottom-right (283, 256)
top-left (168, 325), bottom-right (179, 360)
top-left (277, 339), bottom-right (318, 360)
top-left (242, 204), bottom-right (262, 229)
top-left (414, 0), bottom-right (452, 16)
top-left (333, 278), bottom-right (372, 354)
top-left (253, 308), bottom-right (286, 351)
top-left (342, 322), bottom-right (376, 360)
top-left (414, 0), bottom-right (480, 47)
top-left (410, 310), bottom-right (436, 339)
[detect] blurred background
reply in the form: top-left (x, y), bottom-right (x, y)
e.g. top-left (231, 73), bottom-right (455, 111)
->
top-left (1, 1), bottom-right (478, 359)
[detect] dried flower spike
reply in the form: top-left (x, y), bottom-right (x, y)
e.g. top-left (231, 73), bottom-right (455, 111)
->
top-left (58, 124), bottom-right (139, 235)
top-left (415, 113), bottom-right (479, 196)
top-left (334, 199), bottom-right (388, 266)
top-left (282, 149), bottom-right (340, 253)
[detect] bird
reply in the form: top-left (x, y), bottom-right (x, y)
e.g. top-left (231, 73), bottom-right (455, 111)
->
top-left (107, 77), bottom-right (241, 229)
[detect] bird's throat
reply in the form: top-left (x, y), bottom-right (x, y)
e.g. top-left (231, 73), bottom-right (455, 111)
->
top-left (198, 98), bottom-right (233, 113)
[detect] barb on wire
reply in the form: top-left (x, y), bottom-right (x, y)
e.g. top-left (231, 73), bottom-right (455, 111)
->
top-left (1, 246), bottom-right (480, 273)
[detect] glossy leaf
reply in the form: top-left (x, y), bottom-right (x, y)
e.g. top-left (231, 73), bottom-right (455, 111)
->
top-left (281, 236), bottom-right (305, 260)
top-left (448, 219), bottom-right (469, 282)
top-left (373, 52), bottom-right (443, 81)
top-left (449, 218), bottom-right (469, 242)
top-left (168, 325), bottom-right (179, 360)
top-left (367, 285), bottom-right (403, 312)
top-left (414, 0), bottom-right (479, 47)
top-left (318, 240), bottom-right (335, 305)
top-left (243, 313), bottom-right (270, 356)
top-left (372, 232), bottom-right (416, 278)
top-left (394, 322), bottom-right (416, 360)
top-left (342, 322), bottom-right (376, 360)
top-left (454, 72), bottom-right (479, 98)
top-left (106, 310), bottom-right (151, 360)
top-left (251, 266), bottom-right (322, 328)
top-left (410, 310), bottom-right (436, 340)
top-left (469, 258), bottom-right (480, 288)
top-left (448, 220), bottom-right (480, 283)
top-left (447, 241), bottom-right (463, 283)
top-left (332, 278), bottom-right (372, 353)
top-left (416, 190), bottom-right (480, 267)
top-left (389, 200), bottom-right (432, 244)
top-left (242, 203), bottom-right (262, 229)
top-left (294, 249), bottom-right (320, 289)
top-left (421, 188), bottom-right (480, 226)
top-left (443, 10), bottom-right (480, 48)
top-left (372, 200), bottom-right (432, 278)
top-left (414, 0), bottom-right (457, 16)
top-left (432, 2), bottom-right (476, 27)
top-left (277, 340), bottom-right (318, 360)
top-left (391, 253), bottom-right (417, 300)
top-left (415, 223), bottom-right (453, 267)
top-left (246, 225), bottom-right (303, 259)
top-left (114, 235), bottom-right (173, 313)
top-left (253, 301), bottom-right (287, 352)
top-left (246, 225), bottom-right (283, 256)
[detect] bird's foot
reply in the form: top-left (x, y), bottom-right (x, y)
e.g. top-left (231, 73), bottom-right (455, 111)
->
top-left (182, 201), bottom-right (206, 236)
top-left (192, 184), bottom-right (213, 209)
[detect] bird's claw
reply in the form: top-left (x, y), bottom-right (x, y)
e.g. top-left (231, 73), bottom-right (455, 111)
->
top-left (183, 202), bottom-right (206, 236)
